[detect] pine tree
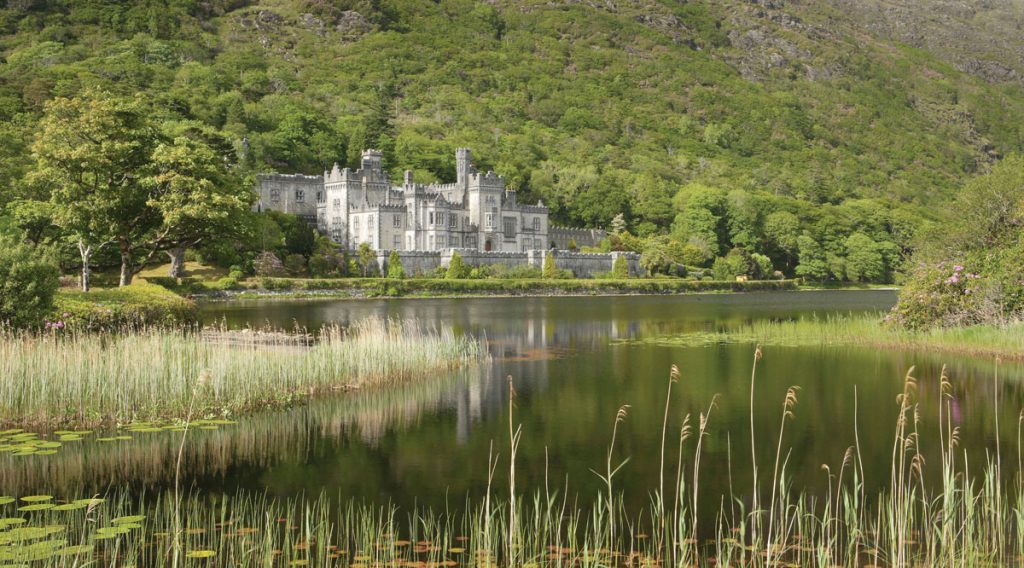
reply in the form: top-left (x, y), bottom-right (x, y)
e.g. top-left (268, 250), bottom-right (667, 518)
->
top-left (543, 251), bottom-right (558, 279)
top-left (386, 250), bottom-right (405, 279)
top-left (446, 252), bottom-right (466, 279)
top-left (612, 255), bottom-right (629, 278)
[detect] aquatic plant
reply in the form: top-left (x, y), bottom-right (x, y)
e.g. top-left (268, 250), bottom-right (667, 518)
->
top-left (0, 319), bottom-right (486, 429)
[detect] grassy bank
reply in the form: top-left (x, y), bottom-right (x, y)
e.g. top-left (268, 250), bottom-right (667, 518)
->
top-left (629, 313), bottom-right (1024, 361)
top-left (54, 283), bottom-right (200, 330)
top-left (178, 277), bottom-right (798, 299)
top-left (0, 319), bottom-right (485, 429)
top-left (1, 361), bottom-right (1019, 566)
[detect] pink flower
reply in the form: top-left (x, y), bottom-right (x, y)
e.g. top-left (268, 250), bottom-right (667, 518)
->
top-left (953, 265), bottom-right (964, 272)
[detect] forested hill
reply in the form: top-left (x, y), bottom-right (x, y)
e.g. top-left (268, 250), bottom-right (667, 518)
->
top-left (2, 0), bottom-right (1024, 236)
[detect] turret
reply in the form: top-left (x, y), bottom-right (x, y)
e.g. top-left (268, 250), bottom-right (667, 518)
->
top-left (456, 148), bottom-right (472, 187)
top-left (360, 149), bottom-right (383, 171)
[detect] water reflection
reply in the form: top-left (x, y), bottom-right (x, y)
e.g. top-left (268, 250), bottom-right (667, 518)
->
top-left (7, 291), bottom-right (1024, 527)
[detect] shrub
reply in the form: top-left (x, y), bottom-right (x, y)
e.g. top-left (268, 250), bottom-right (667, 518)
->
top-left (387, 251), bottom-right (406, 279)
top-left (612, 255), bottom-right (629, 278)
top-left (309, 237), bottom-right (346, 277)
top-left (0, 239), bottom-right (60, 329)
top-left (283, 253), bottom-right (307, 275)
top-left (258, 277), bottom-right (293, 291)
top-left (446, 252), bottom-right (468, 279)
top-left (542, 252), bottom-right (558, 279)
top-left (507, 265), bottom-right (543, 279)
top-left (253, 251), bottom-right (285, 277)
top-left (54, 283), bottom-right (199, 331)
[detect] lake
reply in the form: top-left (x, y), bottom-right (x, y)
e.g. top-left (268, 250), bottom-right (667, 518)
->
top-left (7, 290), bottom-right (1022, 530)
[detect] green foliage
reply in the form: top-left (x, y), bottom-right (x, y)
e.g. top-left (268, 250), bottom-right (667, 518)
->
top-left (386, 251), bottom-right (405, 279)
top-left (0, 238), bottom-right (60, 329)
top-left (308, 235), bottom-right (346, 277)
top-left (445, 252), bottom-right (468, 279)
top-left (893, 155), bottom-right (1024, 328)
top-left (639, 236), bottom-right (686, 276)
top-left (283, 253), bottom-right (307, 275)
top-left (612, 255), bottom-right (629, 278)
top-left (542, 251), bottom-right (557, 279)
top-left (844, 232), bottom-right (885, 282)
top-left (54, 283), bottom-right (199, 331)
top-left (712, 248), bottom-right (753, 281)
top-left (355, 242), bottom-right (377, 277)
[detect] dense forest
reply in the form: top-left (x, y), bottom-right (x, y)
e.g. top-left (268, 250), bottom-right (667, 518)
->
top-left (2, 0), bottom-right (1024, 285)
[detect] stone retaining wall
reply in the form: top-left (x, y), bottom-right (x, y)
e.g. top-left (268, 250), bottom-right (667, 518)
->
top-left (374, 249), bottom-right (640, 278)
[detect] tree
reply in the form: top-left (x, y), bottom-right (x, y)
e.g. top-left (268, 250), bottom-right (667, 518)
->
top-left (309, 235), bottom-right (346, 277)
top-left (795, 235), bottom-right (830, 281)
top-left (356, 242), bottom-right (376, 277)
top-left (612, 254), bottom-right (629, 278)
top-left (542, 251), bottom-right (558, 279)
top-left (844, 232), bottom-right (885, 282)
top-left (6, 199), bottom-right (58, 246)
top-left (31, 92), bottom-right (158, 290)
top-left (146, 122), bottom-right (254, 279)
top-left (387, 251), bottom-right (405, 279)
top-left (446, 252), bottom-right (467, 279)
top-left (0, 238), bottom-right (59, 329)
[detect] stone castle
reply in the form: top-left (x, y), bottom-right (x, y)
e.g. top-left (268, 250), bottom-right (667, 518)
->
top-left (255, 148), bottom-right (636, 277)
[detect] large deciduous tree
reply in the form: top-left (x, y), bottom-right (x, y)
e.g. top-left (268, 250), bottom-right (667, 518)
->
top-left (31, 91), bottom-right (158, 291)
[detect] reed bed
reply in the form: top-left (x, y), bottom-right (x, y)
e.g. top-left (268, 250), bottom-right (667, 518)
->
top-left (3, 350), bottom-right (1022, 567)
top-left (0, 319), bottom-right (486, 429)
top-left (636, 312), bottom-right (1024, 360)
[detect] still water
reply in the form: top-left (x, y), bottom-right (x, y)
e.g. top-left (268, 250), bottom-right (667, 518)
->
top-left (7, 291), bottom-right (1023, 523)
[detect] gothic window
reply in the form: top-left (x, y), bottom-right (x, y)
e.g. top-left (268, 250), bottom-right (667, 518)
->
top-left (368, 215), bottom-right (374, 235)
top-left (316, 191), bottom-right (323, 203)
top-left (533, 217), bottom-right (541, 232)
top-left (270, 189), bottom-right (281, 202)
top-left (503, 217), bottom-right (517, 240)
top-left (393, 235), bottom-right (401, 250)
top-left (484, 213), bottom-right (494, 230)
top-left (393, 215), bottom-right (401, 228)
top-left (534, 238), bottom-right (542, 249)
top-left (295, 190), bottom-right (304, 202)
top-left (333, 198), bottom-right (341, 210)
top-left (331, 229), bottom-right (341, 241)
top-left (353, 217), bottom-right (360, 234)
top-left (332, 216), bottom-right (341, 226)
top-left (429, 212), bottom-right (434, 225)
top-left (449, 214), bottom-right (457, 228)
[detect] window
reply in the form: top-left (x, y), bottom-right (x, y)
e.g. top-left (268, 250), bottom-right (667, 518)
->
top-left (522, 243), bottom-right (529, 252)
top-left (449, 214), bottom-right (457, 228)
top-left (295, 190), bottom-right (304, 202)
top-left (331, 216), bottom-right (341, 226)
top-left (484, 213), bottom-right (494, 230)
top-left (367, 215), bottom-right (374, 237)
top-left (533, 217), bottom-right (541, 233)
top-left (450, 235), bottom-right (458, 247)
top-left (353, 217), bottom-right (360, 234)
top-left (503, 217), bottom-right (517, 240)
top-left (429, 212), bottom-right (434, 225)
top-left (534, 238), bottom-right (542, 249)
top-left (486, 195), bottom-right (495, 204)
top-left (316, 191), bottom-right (323, 203)
top-left (393, 235), bottom-right (401, 250)
top-left (333, 198), bottom-right (341, 210)
top-left (331, 229), bottom-right (342, 241)
top-left (465, 237), bottom-right (476, 249)
top-left (393, 214), bottom-right (401, 228)
top-left (270, 189), bottom-right (280, 202)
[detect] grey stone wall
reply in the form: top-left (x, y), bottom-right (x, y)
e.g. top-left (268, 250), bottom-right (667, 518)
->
top-left (374, 249), bottom-right (640, 278)
top-left (549, 226), bottom-right (607, 250)
top-left (255, 174), bottom-right (322, 223)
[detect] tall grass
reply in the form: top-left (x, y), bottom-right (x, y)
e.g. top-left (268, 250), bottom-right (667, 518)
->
top-left (0, 319), bottom-right (485, 429)
top-left (637, 312), bottom-right (1024, 360)
top-left (3, 348), bottom-right (1022, 566)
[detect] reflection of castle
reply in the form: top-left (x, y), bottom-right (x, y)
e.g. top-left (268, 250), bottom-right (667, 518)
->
top-left (257, 148), bottom-right (603, 252)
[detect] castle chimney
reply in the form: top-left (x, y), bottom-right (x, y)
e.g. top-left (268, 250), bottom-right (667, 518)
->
top-left (404, 170), bottom-right (413, 186)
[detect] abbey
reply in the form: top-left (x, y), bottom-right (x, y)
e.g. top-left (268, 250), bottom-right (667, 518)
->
top-left (256, 148), bottom-right (552, 252)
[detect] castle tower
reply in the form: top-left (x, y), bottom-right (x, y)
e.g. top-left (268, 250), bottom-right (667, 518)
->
top-left (361, 149), bottom-right (383, 171)
top-left (456, 148), bottom-right (472, 187)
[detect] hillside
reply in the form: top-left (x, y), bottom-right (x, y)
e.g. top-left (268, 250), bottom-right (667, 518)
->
top-left (1, 0), bottom-right (1023, 241)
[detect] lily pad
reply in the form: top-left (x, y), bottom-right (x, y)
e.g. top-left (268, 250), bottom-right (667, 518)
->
top-left (20, 495), bottom-right (53, 503)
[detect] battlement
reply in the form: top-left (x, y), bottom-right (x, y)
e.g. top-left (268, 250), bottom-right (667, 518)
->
top-left (257, 173), bottom-right (323, 182)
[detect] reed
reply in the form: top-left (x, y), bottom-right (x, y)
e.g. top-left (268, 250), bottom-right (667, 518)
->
top-left (0, 319), bottom-right (486, 429)
top-left (3, 348), bottom-right (1022, 567)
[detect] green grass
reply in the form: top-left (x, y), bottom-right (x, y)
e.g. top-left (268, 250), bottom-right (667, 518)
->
top-left (628, 313), bottom-right (1024, 360)
top-left (0, 319), bottom-right (486, 429)
top-left (54, 283), bottom-right (200, 331)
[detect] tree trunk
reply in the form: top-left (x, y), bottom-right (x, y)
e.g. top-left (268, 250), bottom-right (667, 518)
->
top-left (168, 246), bottom-right (186, 278)
top-left (119, 246), bottom-right (134, 287)
top-left (78, 240), bottom-right (92, 292)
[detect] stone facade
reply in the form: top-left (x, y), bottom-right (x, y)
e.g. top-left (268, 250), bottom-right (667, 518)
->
top-left (374, 249), bottom-right (640, 279)
top-left (257, 148), bottom-right (552, 253)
